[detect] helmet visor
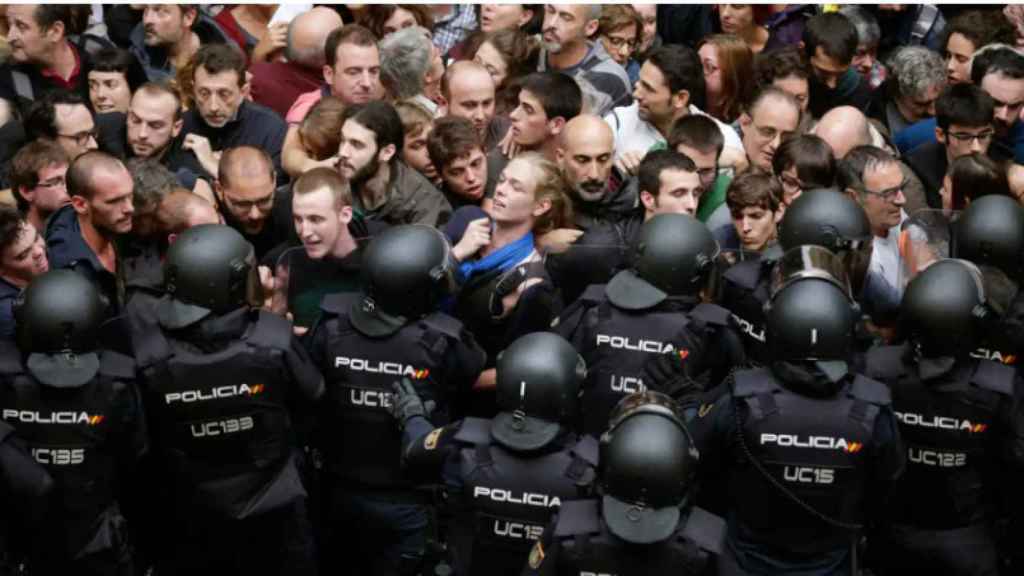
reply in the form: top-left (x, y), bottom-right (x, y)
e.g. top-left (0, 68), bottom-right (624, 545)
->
top-left (770, 246), bottom-right (854, 302)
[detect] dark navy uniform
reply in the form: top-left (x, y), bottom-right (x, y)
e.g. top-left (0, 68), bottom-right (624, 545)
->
top-left (717, 256), bottom-right (773, 366)
top-left (0, 419), bottom-right (52, 573)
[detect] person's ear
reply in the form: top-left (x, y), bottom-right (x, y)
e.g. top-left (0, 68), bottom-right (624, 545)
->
top-left (436, 94), bottom-right (449, 117)
top-left (555, 145), bottom-right (566, 165)
top-left (740, 112), bottom-right (752, 128)
top-left (670, 89), bottom-right (690, 113)
top-left (16, 187), bottom-right (33, 204)
top-left (640, 189), bottom-right (656, 211)
top-left (182, 6), bottom-right (198, 29)
top-left (519, 8), bottom-right (535, 28)
top-left (172, 118), bottom-right (184, 138)
top-left (532, 197), bottom-right (552, 217)
top-left (240, 79), bottom-right (252, 101)
top-left (44, 20), bottom-right (65, 43)
top-left (338, 205), bottom-right (353, 225)
top-left (70, 194), bottom-right (89, 216)
top-left (214, 180), bottom-right (225, 203)
top-left (547, 116), bottom-right (567, 138)
top-left (323, 64), bottom-right (334, 87)
top-left (583, 18), bottom-right (600, 38)
top-left (377, 143), bottom-right (397, 164)
top-left (167, 232), bottom-right (178, 246)
top-left (934, 126), bottom-right (946, 145)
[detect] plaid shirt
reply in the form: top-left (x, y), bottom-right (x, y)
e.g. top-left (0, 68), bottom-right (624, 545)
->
top-left (431, 5), bottom-right (477, 56)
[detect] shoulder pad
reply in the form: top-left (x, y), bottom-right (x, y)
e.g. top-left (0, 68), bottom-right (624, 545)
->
top-left (452, 417), bottom-right (492, 446)
top-left (579, 284), bottom-right (607, 304)
top-left (0, 340), bottom-right (23, 375)
top-left (421, 313), bottom-right (465, 340)
top-left (552, 499), bottom-right (602, 537)
top-left (98, 350), bottom-right (136, 380)
top-left (570, 434), bottom-right (599, 467)
top-left (691, 303), bottom-right (731, 327)
top-left (970, 360), bottom-right (1015, 396)
top-left (722, 259), bottom-right (763, 290)
top-left (862, 345), bottom-right (907, 381)
top-left (681, 506), bottom-right (726, 556)
top-left (133, 329), bottom-right (172, 370)
top-left (320, 292), bottom-right (359, 316)
top-left (247, 310), bottom-right (293, 350)
top-left (848, 375), bottom-right (892, 406)
top-left (732, 368), bottom-right (776, 398)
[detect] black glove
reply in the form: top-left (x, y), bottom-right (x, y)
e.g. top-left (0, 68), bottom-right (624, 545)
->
top-left (390, 378), bottom-right (436, 430)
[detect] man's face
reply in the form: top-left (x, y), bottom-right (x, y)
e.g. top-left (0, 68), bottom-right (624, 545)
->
top-left (327, 42), bottom-right (381, 106)
top-left (773, 75), bottom-right (809, 113)
top-left (143, 5), bottom-right (193, 48)
top-left (509, 89), bottom-right (552, 149)
top-left (448, 69), bottom-right (496, 139)
top-left (895, 82), bottom-right (942, 124)
top-left (981, 72), bottom-right (1024, 138)
top-left (732, 205), bottom-right (778, 252)
top-left (127, 91), bottom-right (181, 158)
top-left (54, 104), bottom-right (98, 160)
top-left (83, 166), bottom-right (135, 236)
top-left (492, 158), bottom-right (542, 225)
top-left (338, 119), bottom-right (382, 184)
top-left (633, 61), bottom-right (676, 126)
top-left (193, 67), bottom-right (245, 128)
top-left (219, 169), bottom-right (276, 235)
top-left (939, 123), bottom-right (994, 162)
top-left (602, 25), bottom-right (638, 67)
top-left (292, 186), bottom-right (350, 260)
top-left (945, 32), bottom-right (974, 84)
top-left (7, 6), bottom-right (54, 64)
top-left (542, 5), bottom-right (591, 54)
top-left (857, 161), bottom-right (906, 234)
top-left (810, 46), bottom-right (849, 91)
top-left (560, 130), bottom-right (614, 203)
top-left (0, 223), bottom-right (48, 286)
top-left (851, 44), bottom-right (877, 79)
top-left (442, 148), bottom-right (488, 202)
top-left (645, 168), bottom-right (701, 217)
top-left (741, 99), bottom-right (799, 172)
top-left (675, 144), bottom-right (719, 194)
top-left (88, 71), bottom-right (132, 114)
top-left (402, 125), bottom-right (438, 184)
top-left (480, 4), bottom-right (530, 33)
top-left (632, 4), bottom-right (657, 52)
top-left (20, 162), bottom-right (69, 218)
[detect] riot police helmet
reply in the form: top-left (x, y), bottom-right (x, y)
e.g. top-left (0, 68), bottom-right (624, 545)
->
top-left (492, 332), bottom-right (586, 451)
top-left (765, 273), bottom-right (857, 366)
top-left (777, 189), bottom-right (872, 253)
top-left (351, 224), bottom-right (455, 337)
top-left (159, 224), bottom-right (259, 330)
top-left (14, 270), bottom-right (104, 388)
top-left (951, 195), bottom-right (1024, 282)
top-left (599, 391), bottom-right (698, 544)
top-left (605, 213), bottom-right (719, 310)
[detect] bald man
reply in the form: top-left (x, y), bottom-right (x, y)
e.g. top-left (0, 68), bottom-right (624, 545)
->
top-left (251, 7), bottom-right (345, 118)
top-left (740, 87), bottom-right (801, 173)
top-left (215, 146), bottom-right (297, 259)
top-left (441, 61), bottom-right (510, 151)
top-left (556, 114), bottom-right (632, 228)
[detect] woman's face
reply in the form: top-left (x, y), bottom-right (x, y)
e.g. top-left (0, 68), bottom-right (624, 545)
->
top-left (699, 43), bottom-right (723, 100)
top-left (480, 4), bottom-right (530, 33)
top-left (719, 4), bottom-right (755, 35)
top-left (474, 41), bottom-right (510, 88)
top-left (382, 7), bottom-right (418, 36)
top-left (601, 25), bottom-right (638, 66)
top-left (491, 158), bottom-right (543, 225)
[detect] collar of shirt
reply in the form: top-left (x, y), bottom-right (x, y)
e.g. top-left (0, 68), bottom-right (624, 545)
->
top-left (40, 42), bottom-right (81, 89)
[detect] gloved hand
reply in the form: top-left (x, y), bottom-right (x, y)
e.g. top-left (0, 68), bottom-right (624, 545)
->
top-left (390, 378), bottom-right (436, 429)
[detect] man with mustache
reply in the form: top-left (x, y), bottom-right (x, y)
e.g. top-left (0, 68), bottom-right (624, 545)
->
top-left (129, 4), bottom-right (230, 82)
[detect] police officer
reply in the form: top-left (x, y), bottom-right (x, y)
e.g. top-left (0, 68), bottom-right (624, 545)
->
top-left (863, 259), bottom-right (1024, 576)
top-left (0, 419), bottom-right (52, 574)
top-left (391, 332), bottom-right (598, 576)
top-left (307, 224), bottom-right (487, 576)
top-left (718, 189), bottom-right (873, 365)
top-left (553, 213), bottom-right (742, 434)
top-left (523, 391), bottom-right (725, 575)
top-left (132, 224), bottom-right (324, 575)
top-left (691, 260), bottom-right (905, 575)
top-left (0, 270), bottom-right (145, 575)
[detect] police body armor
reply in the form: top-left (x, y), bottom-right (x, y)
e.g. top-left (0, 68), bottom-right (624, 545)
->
top-left (865, 345), bottom-right (1014, 529)
top-left (451, 418), bottom-right (597, 576)
top-left (135, 310), bottom-right (297, 519)
top-left (719, 258), bottom-right (772, 366)
top-left (730, 367), bottom-right (889, 555)
top-left (0, 342), bottom-right (134, 559)
top-left (544, 499), bottom-right (724, 575)
top-left (973, 292), bottom-right (1024, 367)
top-left (455, 261), bottom-right (550, 359)
top-left (319, 293), bottom-right (466, 490)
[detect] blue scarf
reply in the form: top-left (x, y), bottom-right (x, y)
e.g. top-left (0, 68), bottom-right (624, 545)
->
top-left (457, 232), bottom-right (535, 284)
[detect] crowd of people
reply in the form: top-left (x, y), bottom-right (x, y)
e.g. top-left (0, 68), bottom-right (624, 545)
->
top-left (0, 3), bottom-right (1023, 576)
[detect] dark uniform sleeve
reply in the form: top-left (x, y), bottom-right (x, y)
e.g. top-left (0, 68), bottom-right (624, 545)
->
top-left (688, 385), bottom-right (738, 515)
top-left (520, 515), bottom-right (563, 576)
top-left (401, 417), bottom-right (464, 487)
top-left (866, 405), bottom-right (905, 524)
top-left (549, 296), bottom-right (593, 352)
top-left (284, 333), bottom-right (325, 402)
top-left (998, 379), bottom-right (1024, 468)
top-left (441, 329), bottom-right (487, 400)
top-left (0, 437), bottom-right (52, 499)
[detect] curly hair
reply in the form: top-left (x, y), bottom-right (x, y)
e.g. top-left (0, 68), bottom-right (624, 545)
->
top-left (888, 46), bottom-right (946, 101)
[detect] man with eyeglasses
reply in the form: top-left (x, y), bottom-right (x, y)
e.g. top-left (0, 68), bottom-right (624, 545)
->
top-left (906, 84), bottom-right (996, 209)
top-left (23, 91), bottom-right (99, 162)
top-left (215, 146), bottom-right (295, 261)
top-left (9, 139), bottom-right (69, 233)
top-left (739, 87), bottom-right (802, 174)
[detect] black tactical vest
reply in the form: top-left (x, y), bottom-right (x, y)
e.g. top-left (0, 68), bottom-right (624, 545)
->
top-left (719, 258), bottom-right (772, 365)
top-left (318, 293), bottom-right (467, 490)
top-left (865, 345), bottom-right (1014, 528)
top-left (972, 292), bottom-right (1024, 367)
top-left (451, 418), bottom-right (597, 576)
top-left (729, 367), bottom-right (889, 555)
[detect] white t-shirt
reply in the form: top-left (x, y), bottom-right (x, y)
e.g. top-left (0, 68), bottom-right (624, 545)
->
top-left (603, 102), bottom-right (744, 163)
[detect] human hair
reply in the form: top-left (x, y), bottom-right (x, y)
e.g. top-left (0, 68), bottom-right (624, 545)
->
top-left (598, 5), bottom-right (642, 41)
top-left (475, 28), bottom-right (541, 89)
top-left (513, 152), bottom-right (573, 235)
top-left (394, 99), bottom-right (434, 142)
top-left (836, 6), bottom-right (881, 49)
top-left (357, 4), bottom-right (434, 38)
top-left (935, 83), bottom-right (994, 131)
top-left (30, 6), bottom-right (73, 35)
top-left (10, 140), bottom-right (69, 212)
top-left (745, 85), bottom-right (801, 121)
top-left (157, 189), bottom-right (213, 235)
top-left (134, 81), bottom-right (183, 121)
top-left (67, 151), bottom-right (125, 201)
top-left (218, 146), bottom-right (275, 190)
top-left (379, 26), bottom-right (432, 100)
top-left (971, 45), bottom-right (1024, 85)
top-left (286, 15), bottom-right (327, 68)
top-left (191, 43), bottom-right (246, 87)
top-left (727, 170), bottom-right (783, 213)
top-left (668, 114), bottom-right (724, 158)
top-left (697, 34), bottom-right (755, 123)
top-left (948, 153), bottom-right (1010, 210)
top-left (520, 72), bottom-right (582, 122)
top-left (342, 101), bottom-right (405, 157)
top-left (802, 12), bottom-right (858, 66)
top-left (299, 96), bottom-right (347, 161)
top-left (325, 24), bottom-right (378, 69)
top-left (427, 116), bottom-right (482, 171)
top-left (440, 60), bottom-right (490, 102)
top-left (293, 166), bottom-right (353, 209)
top-left (943, 10), bottom-right (1015, 57)
top-left (0, 206), bottom-right (29, 258)
top-left (755, 46), bottom-right (811, 87)
top-left (125, 157), bottom-right (176, 212)
top-left (887, 46), bottom-right (946, 101)
top-left (24, 91), bottom-right (88, 141)
top-left (91, 47), bottom-right (147, 93)
top-left (638, 149), bottom-right (698, 198)
top-left (771, 134), bottom-right (836, 189)
top-left (836, 145), bottom-right (898, 195)
top-left (646, 45), bottom-right (705, 108)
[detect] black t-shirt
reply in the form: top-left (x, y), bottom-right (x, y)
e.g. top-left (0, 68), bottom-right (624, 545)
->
top-left (270, 245), bottom-right (363, 328)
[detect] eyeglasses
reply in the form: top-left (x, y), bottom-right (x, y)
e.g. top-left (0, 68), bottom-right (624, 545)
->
top-left (35, 177), bottom-right (66, 190)
top-left (779, 174), bottom-right (806, 191)
top-left (226, 194), bottom-right (274, 212)
top-left (860, 180), bottom-right (908, 202)
top-left (603, 35), bottom-right (637, 51)
top-left (56, 128), bottom-right (100, 147)
top-left (947, 130), bottom-right (994, 144)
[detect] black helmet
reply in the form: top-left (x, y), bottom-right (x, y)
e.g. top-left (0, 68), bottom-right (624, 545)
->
top-left (14, 270), bottom-right (104, 388)
top-left (599, 391), bottom-right (698, 544)
top-left (901, 259), bottom-right (999, 358)
top-left (778, 189), bottom-right (872, 253)
top-left (765, 274), bottom-right (857, 364)
top-left (605, 213), bottom-right (718, 310)
top-left (492, 332), bottom-right (586, 451)
top-left (351, 225), bottom-right (454, 337)
top-left (160, 224), bottom-right (259, 330)
top-left (951, 195), bottom-right (1024, 282)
